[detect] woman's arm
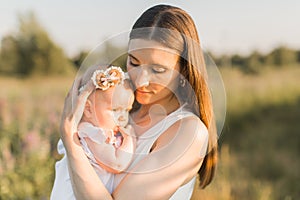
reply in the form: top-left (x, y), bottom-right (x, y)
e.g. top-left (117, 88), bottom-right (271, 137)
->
top-left (113, 117), bottom-right (208, 200)
top-left (85, 125), bottom-right (136, 173)
top-left (60, 79), bottom-right (113, 200)
top-left (65, 136), bottom-right (113, 199)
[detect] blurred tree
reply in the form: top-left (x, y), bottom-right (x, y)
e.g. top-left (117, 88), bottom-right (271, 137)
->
top-left (72, 50), bottom-right (89, 69)
top-left (265, 46), bottom-right (298, 66)
top-left (231, 54), bottom-right (245, 67)
top-left (0, 11), bottom-right (75, 76)
top-left (217, 54), bottom-right (232, 68)
top-left (72, 41), bottom-right (127, 72)
top-left (244, 51), bottom-right (264, 74)
top-left (101, 41), bottom-right (127, 70)
top-left (211, 46), bottom-right (300, 75)
top-left (296, 50), bottom-right (300, 63)
top-left (0, 36), bottom-right (19, 74)
top-left (111, 53), bottom-right (127, 71)
top-left (205, 50), bottom-right (221, 67)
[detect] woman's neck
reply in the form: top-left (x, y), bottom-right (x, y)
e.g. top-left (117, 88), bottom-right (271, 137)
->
top-left (131, 95), bottom-right (180, 129)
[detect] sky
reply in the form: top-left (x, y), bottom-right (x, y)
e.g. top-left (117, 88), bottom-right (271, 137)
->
top-left (0, 0), bottom-right (300, 57)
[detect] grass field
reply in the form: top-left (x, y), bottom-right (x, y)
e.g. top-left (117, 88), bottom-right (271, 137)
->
top-left (192, 66), bottom-right (300, 200)
top-left (0, 66), bottom-right (299, 199)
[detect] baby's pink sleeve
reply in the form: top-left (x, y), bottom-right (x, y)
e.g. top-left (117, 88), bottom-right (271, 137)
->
top-left (114, 135), bottom-right (123, 148)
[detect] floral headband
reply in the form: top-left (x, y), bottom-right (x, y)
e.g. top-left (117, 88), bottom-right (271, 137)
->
top-left (91, 66), bottom-right (125, 91)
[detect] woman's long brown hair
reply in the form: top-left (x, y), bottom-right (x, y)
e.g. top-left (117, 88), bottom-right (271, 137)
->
top-left (130, 4), bottom-right (218, 188)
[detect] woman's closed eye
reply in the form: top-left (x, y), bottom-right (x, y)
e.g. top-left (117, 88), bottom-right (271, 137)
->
top-left (129, 60), bottom-right (139, 67)
top-left (128, 56), bottom-right (140, 67)
top-left (152, 66), bottom-right (166, 73)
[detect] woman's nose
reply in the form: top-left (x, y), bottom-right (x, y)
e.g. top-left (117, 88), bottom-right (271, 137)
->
top-left (135, 67), bottom-right (150, 88)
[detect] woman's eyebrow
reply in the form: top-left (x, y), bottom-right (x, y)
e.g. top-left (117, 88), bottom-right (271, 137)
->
top-left (128, 53), bottom-right (169, 69)
top-left (128, 53), bottom-right (139, 61)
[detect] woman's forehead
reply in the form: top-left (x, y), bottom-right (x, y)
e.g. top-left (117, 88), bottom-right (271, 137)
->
top-left (128, 39), bottom-right (180, 68)
top-left (128, 39), bottom-right (179, 55)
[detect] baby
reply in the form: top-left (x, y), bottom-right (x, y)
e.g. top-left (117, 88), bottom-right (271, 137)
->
top-left (78, 65), bottom-right (135, 193)
top-left (50, 66), bottom-right (135, 199)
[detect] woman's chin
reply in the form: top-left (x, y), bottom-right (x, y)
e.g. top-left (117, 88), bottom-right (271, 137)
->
top-left (136, 96), bottom-right (152, 105)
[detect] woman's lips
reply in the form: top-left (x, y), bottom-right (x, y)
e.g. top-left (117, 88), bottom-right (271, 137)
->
top-left (136, 89), bottom-right (151, 94)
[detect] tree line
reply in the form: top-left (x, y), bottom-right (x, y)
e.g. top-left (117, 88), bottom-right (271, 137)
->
top-left (0, 12), bottom-right (299, 77)
top-left (0, 12), bottom-right (75, 77)
top-left (212, 47), bottom-right (300, 74)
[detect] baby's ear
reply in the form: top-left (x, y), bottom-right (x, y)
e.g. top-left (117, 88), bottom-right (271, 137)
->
top-left (83, 99), bottom-right (93, 118)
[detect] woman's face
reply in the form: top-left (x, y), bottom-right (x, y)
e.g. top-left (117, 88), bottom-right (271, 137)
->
top-left (127, 39), bottom-right (181, 106)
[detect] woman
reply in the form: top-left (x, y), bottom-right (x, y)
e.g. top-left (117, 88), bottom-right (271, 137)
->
top-left (59, 4), bottom-right (218, 199)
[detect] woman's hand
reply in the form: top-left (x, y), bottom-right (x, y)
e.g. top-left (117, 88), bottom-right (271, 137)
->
top-left (58, 78), bottom-right (113, 200)
top-left (60, 78), bottom-right (94, 146)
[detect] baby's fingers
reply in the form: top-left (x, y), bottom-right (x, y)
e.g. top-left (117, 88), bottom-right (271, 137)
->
top-left (119, 125), bottom-right (136, 137)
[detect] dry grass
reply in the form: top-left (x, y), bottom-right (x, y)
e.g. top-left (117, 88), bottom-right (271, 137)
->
top-left (1, 66), bottom-right (300, 199)
top-left (221, 66), bottom-right (300, 115)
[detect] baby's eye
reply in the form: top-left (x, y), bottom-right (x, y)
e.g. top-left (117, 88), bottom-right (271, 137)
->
top-left (152, 66), bottom-right (166, 73)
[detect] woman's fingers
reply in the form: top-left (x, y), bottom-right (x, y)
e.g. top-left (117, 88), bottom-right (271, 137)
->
top-left (60, 74), bottom-right (95, 144)
top-left (64, 78), bottom-right (81, 115)
top-left (60, 76), bottom-right (87, 137)
top-left (70, 77), bottom-right (83, 113)
top-left (72, 80), bottom-right (95, 127)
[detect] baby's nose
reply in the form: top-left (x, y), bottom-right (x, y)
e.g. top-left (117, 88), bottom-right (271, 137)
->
top-left (116, 113), bottom-right (128, 127)
top-left (118, 115), bottom-right (126, 121)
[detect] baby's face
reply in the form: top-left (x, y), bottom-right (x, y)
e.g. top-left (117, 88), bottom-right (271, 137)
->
top-left (91, 84), bottom-right (134, 129)
top-left (111, 86), bottom-right (134, 127)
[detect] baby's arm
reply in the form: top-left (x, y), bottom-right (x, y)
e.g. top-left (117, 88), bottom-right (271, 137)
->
top-left (85, 125), bottom-right (136, 173)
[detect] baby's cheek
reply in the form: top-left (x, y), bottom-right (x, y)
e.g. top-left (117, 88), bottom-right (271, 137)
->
top-left (112, 110), bottom-right (120, 121)
top-left (124, 111), bottom-right (130, 122)
top-left (98, 110), bottom-right (117, 128)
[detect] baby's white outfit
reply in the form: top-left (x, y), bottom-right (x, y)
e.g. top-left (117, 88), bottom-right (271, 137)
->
top-left (50, 123), bottom-right (117, 200)
top-left (77, 122), bottom-right (116, 193)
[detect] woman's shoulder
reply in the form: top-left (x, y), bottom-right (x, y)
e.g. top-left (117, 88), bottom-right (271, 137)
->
top-left (177, 114), bottom-right (208, 144)
top-left (179, 116), bottom-right (209, 153)
top-left (180, 114), bottom-right (207, 133)
top-left (171, 107), bottom-right (208, 137)
top-left (154, 112), bottom-right (208, 153)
